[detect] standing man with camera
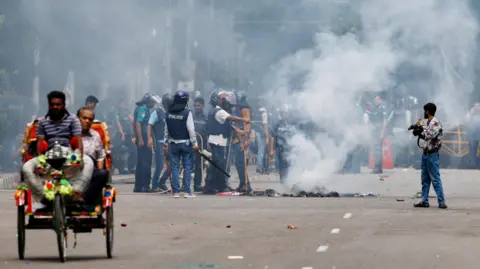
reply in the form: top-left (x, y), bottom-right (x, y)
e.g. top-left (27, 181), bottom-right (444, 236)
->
top-left (412, 103), bottom-right (447, 209)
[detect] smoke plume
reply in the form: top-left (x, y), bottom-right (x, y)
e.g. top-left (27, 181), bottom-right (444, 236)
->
top-left (267, 0), bottom-right (478, 192)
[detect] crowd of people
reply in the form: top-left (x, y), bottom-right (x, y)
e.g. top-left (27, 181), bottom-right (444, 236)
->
top-left (110, 90), bottom-right (277, 196)
top-left (4, 87), bottom-right (480, 206)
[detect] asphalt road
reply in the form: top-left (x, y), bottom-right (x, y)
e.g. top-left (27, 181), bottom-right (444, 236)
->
top-left (1, 168), bottom-right (480, 269)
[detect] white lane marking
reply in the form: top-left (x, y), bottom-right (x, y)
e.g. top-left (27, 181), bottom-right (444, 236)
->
top-left (331, 228), bottom-right (340, 234)
top-left (316, 245), bottom-right (329, 252)
top-left (228, 256), bottom-right (244, 260)
top-left (343, 213), bottom-right (352, 219)
top-left (302, 267), bottom-right (313, 269)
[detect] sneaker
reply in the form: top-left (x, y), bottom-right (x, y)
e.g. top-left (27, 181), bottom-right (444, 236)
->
top-left (414, 201), bottom-right (430, 208)
top-left (236, 187), bottom-right (252, 194)
top-left (218, 188), bottom-right (231, 193)
top-left (194, 186), bottom-right (204, 193)
top-left (158, 185), bottom-right (170, 194)
top-left (173, 193), bottom-right (180, 198)
top-left (184, 193), bottom-right (196, 198)
top-left (149, 187), bottom-right (162, 193)
top-left (439, 204), bottom-right (448, 209)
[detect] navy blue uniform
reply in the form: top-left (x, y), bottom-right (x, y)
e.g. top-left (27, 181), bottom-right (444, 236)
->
top-left (165, 109), bottom-right (196, 194)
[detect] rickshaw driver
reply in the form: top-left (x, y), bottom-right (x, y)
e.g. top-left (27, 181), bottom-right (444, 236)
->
top-left (21, 91), bottom-right (94, 206)
top-left (76, 107), bottom-right (109, 205)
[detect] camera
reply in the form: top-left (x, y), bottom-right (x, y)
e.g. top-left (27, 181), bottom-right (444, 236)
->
top-left (408, 122), bottom-right (423, 136)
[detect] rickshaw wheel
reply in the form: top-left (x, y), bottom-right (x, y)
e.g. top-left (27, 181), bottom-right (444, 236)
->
top-left (53, 194), bottom-right (67, 263)
top-left (17, 204), bottom-right (26, 260)
top-left (105, 205), bottom-right (114, 258)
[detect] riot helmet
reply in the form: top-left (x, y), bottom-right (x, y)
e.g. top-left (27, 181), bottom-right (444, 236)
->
top-left (235, 91), bottom-right (248, 106)
top-left (209, 89), bottom-right (220, 107)
top-left (219, 91), bottom-right (237, 112)
top-left (161, 93), bottom-right (173, 110)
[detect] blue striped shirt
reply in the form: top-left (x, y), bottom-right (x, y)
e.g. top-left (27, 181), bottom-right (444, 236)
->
top-left (37, 111), bottom-right (82, 148)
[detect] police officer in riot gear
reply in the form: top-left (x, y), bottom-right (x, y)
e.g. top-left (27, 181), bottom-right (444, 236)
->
top-left (192, 97), bottom-right (207, 192)
top-left (133, 93), bottom-right (157, 192)
top-left (163, 90), bottom-right (200, 198)
top-left (231, 91), bottom-right (253, 193)
top-left (147, 94), bottom-right (171, 193)
top-left (204, 92), bottom-right (250, 194)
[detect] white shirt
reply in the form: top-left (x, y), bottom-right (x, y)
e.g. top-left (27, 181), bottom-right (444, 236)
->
top-left (164, 111), bottom-right (198, 147)
top-left (82, 130), bottom-right (106, 162)
top-left (208, 106), bottom-right (231, 147)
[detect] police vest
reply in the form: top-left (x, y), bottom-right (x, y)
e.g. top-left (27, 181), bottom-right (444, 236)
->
top-left (152, 108), bottom-right (166, 140)
top-left (207, 107), bottom-right (231, 138)
top-left (193, 112), bottom-right (207, 136)
top-left (165, 109), bottom-right (190, 140)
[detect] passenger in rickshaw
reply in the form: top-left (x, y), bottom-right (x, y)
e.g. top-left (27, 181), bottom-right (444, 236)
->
top-left (21, 91), bottom-right (94, 207)
top-left (76, 107), bottom-right (108, 205)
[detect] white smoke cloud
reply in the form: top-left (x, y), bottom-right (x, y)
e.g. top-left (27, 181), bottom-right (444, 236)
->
top-left (267, 0), bottom-right (478, 192)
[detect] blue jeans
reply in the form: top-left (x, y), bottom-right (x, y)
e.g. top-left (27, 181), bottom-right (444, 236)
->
top-left (151, 141), bottom-right (164, 189)
top-left (256, 132), bottom-right (265, 170)
top-left (421, 152), bottom-right (445, 205)
top-left (168, 142), bottom-right (193, 194)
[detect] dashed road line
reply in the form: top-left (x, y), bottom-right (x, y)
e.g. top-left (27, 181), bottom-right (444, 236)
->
top-left (302, 267), bottom-right (313, 269)
top-left (331, 228), bottom-right (340, 234)
top-left (316, 245), bottom-right (329, 252)
top-left (343, 212), bottom-right (352, 219)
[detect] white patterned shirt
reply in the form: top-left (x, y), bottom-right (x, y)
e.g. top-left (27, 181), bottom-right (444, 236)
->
top-left (82, 129), bottom-right (106, 162)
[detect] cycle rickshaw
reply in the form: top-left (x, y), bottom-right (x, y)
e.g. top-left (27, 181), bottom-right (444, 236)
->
top-left (15, 120), bottom-right (117, 262)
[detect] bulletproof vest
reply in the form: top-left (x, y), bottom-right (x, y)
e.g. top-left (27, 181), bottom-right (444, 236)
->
top-left (152, 108), bottom-right (166, 140)
top-left (165, 109), bottom-right (190, 140)
top-left (207, 107), bottom-right (231, 138)
top-left (193, 112), bottom-right (207, 136)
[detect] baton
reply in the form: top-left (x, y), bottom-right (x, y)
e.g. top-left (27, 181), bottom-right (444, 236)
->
top-left (197, 150), bottom-right (231, 178)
